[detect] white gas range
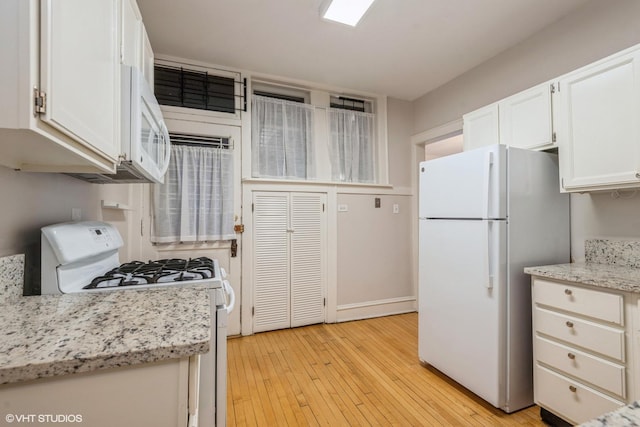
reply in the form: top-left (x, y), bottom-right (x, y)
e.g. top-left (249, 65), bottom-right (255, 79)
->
top-left (39, 221), bottom-right (232, 427)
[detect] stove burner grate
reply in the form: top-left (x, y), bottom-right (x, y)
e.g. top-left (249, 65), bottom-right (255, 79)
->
top-left (83, 257), bottom-right (215, 289)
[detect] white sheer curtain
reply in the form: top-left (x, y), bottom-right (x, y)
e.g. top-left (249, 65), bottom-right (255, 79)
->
top-left (251, 95), bottom-right (315, 179)
top-left (152, 144), bottom-right (235, 243)
top-left (328, 108), bottom-right (376, 183)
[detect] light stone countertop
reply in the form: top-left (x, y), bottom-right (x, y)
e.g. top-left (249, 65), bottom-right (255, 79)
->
top-left (0, 287), bottom-right (210, 385)
top-left (578, 401), bottom-right (640, 426)
top-left (524, 262), bottom-right (640, 293)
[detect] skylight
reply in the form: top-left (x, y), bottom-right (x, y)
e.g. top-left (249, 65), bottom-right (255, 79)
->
top-left (322, 0), bottom-right (375, 27)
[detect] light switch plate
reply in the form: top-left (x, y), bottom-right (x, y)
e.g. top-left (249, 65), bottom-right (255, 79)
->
top-left (338, 204), bottom-right (348, 212)
top-left (393, 204), bottom-right (400, 214)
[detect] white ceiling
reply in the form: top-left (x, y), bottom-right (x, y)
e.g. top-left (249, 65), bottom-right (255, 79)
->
top-left (137, 0), bottom-right (589, 101)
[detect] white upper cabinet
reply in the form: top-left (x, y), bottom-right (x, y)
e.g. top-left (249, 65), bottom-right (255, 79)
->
top-left (0, 0), bottom-right (121, 173)
top-left (41, 0), bottom-right (120, 161)
top-left (499, 82), bottom-right (556, 151)
top-left (557, 46), bottom-right (640, 193)
top-left (463, 81), bottom-right (558, 152)
top-left (122, 0), bottom-right (154, 86)
top-left (462, 103), bottom-right (499, 151)
top-left (141, 26), bottom-right (155, 87)
top-left (121, 0), bottom-right (142, 68)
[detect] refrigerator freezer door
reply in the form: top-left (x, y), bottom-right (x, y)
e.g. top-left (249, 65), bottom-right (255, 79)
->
top-left (418, 218), bottom-right (507, 409)
top-left (419, 144), bottom-right (506, 219)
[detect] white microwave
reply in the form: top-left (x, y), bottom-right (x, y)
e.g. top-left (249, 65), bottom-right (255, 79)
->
top-left (68, 65), bottom-right (171, 184)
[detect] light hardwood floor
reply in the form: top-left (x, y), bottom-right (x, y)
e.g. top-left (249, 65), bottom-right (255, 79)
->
top-left (227, 312), bottom-right (543, 426)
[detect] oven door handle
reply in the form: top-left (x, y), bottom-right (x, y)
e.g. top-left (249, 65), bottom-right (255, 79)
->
top-left (222, 280), bottom-right (235, 314)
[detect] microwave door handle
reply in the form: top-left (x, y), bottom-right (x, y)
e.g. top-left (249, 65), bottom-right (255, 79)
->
top-left (159, 123), bottom-right (171, 176)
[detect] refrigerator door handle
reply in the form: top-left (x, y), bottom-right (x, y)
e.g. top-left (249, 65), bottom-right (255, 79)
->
top-left (482, 151), bottom-right (494, 219)
top-left (484, 221), bottom-right (494, 289)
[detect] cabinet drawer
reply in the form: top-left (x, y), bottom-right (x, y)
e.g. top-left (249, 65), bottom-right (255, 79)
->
top-left (535, 365), bottom-right (625, 425)
top-left (533, 279), bottom-right (623, 325)
top-left (535, 336), bottom-right (625, 398)
top-left (534, 307), bottom-right (625, 362)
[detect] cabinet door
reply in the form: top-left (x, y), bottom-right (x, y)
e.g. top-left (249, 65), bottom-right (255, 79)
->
top-left (40, 0), bottom-right (119, 160)
top-left (252, 191), bottom-right (326, 333)
top-left (463, 103), bottom-right (499, 151)
top-left (121, 0), bottom-right (142, 68)
top-left (499, 82), bottom-right (554, 150)
top-left (290, 193), bottom-right (326, 328)
top-left (253, 192), bottom-right (291, 333)
top-left (141, 25), bottom-right (155, 87)
top-left (558, 48), bottom-right (640, 192)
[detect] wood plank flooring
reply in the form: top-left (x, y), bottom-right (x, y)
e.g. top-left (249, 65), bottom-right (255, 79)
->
top-left (227, 313), bottom-right (543, 426)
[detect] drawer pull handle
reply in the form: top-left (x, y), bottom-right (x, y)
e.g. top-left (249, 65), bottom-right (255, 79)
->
top-left (564, 289), bottom-right (572, 296)
top-left (568, 353), bottom-right (576, 360)
top-left (566, 321), bottom-right (574, 328)
top-left (569, 385), bottom-right (577, 393)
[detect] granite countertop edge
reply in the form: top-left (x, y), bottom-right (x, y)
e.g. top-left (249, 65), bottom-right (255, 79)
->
top-left (0, 287), bottom-right (211, 386)
top-left (524, 262), bottom-right (640, 293)
top-left (0, 341), bottom-right (209, 385)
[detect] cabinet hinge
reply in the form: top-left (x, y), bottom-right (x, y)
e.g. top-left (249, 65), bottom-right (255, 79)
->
top-left (33, 88), bottom-right (46, 116)
top-left (552, 132), bottom-right (557, 143)
top-left (252, 203), bottom-right (254, 213)
top-left (252, 306), bottom-right (255, 316)
top-left (140, 219), bottom-right (144, 237)
top-left (550, 83), bottom-right (555, 94)
top-left (234, 224), bottom-right (245, 233)
top-left (323, 298), bottom-right (326, 307)
top-left (322, 203), bottom-right (325, 212)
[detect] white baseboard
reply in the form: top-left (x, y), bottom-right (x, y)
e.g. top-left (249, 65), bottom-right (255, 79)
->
top-left (336, 296), bottom-right (417, 323)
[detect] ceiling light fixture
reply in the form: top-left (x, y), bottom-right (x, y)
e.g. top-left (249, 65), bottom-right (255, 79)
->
top-left (321, 0), bottom-right (376, 27)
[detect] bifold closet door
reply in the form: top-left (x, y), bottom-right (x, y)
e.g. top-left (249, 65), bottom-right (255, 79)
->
top-left (252, 192), bottom-right (326, 333)
top-left (290, 193), bottom-right (326, 328)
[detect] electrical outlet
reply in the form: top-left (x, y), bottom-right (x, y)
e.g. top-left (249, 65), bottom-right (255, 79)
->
top-left (393, 204), bottom-right (400, 214)
top-left (338, 204), bottom-right (348, 212)
top-left (71, 208), bottom-right (82, 221)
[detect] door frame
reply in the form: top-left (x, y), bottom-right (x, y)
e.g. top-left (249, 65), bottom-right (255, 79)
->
top-left (128, 116), bottom-right (244, 336)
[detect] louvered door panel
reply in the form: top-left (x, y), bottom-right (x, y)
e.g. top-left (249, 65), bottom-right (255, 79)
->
top-left (290, 193), bottom-right (326, 328)
top-left (252, 192), bottom-right (290, 333)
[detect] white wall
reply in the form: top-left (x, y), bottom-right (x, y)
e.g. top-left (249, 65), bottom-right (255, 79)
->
top-left (0, 167), bottom-right (99, 257)
top-left (336, 193), bottom-right (412, 303)
top-left (412, 0), bottom-right (640, 260)
top-left (413, 0), bottom-right (640, 134)
top-left (0, 163), bottom-right (137, 281)
top-left (387, 98), bottom-right (413, 190)
top-left (333, 98), bottom-right (415, 320)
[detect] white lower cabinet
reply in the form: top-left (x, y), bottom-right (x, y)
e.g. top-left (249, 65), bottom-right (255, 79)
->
top-left (531, 278), bottom-right (633, 424)
top-left (252, 191), bottom-right (327, 333)
top-left (0, 356), bottom-right (200, 427)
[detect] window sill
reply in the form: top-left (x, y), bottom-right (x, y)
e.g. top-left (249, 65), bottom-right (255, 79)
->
top-left (242, 177), bottom-right (394, 189)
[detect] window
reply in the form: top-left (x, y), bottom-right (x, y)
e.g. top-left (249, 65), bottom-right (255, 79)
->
top-left (251, 94), bottom-right (315, 179)
top-left (152, 134), bottom-right (235, 243)
top-left (154, 65), bottom-right (238, 113)
top-left (328, 106), bottom-right (376, 183)
top-left (330, 95), bottom-right (372, 113)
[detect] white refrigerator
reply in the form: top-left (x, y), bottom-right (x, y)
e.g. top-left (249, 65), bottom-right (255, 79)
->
top-left (418, 144), bottom-right (570, 413)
